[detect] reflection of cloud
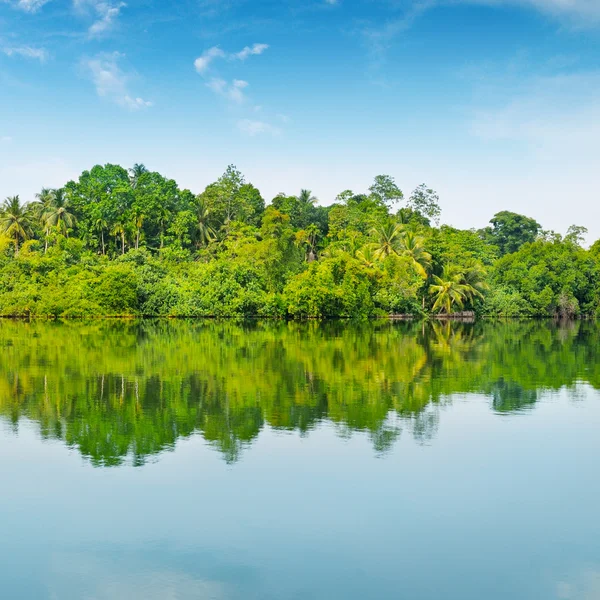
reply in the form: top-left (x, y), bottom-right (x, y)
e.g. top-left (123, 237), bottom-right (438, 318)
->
top-left (556, 568), bottom-right (600, 599)
top-left (48, 549), bottom-right (244, 600)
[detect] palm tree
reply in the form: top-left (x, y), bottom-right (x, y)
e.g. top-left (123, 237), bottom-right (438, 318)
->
top-left (370, 221), bottom-right (404, 260)
top-left (43, 188), bottom-right (76, 237)
top-left (195, 198), bottom-right (216, 248)
top-left (397, 231), bottom-right (431, 278)
top-left (94, 217), bottom-right (108, 255)
top-left (132, 211), bottom-right (144, 250)
top-left (112, 221), bottom-right (126, 255)
top-left (460, 259), bottom-right (489, 302)
top-left (297, 189), bottom-right (317, 206)
top-left (34, 188), bottom-right (55, 252)
top-left (429, 265), bottom-right (484, 315)
top-left (0, 195), bottom-right (34, 255)
top-left (129, 164), bottom-right (148, 189)
top-left (355, 244), bottom-right (377, 268)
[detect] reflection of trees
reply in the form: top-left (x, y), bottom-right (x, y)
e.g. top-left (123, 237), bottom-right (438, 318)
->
top-left (0, 319), bottom-right (597, 466)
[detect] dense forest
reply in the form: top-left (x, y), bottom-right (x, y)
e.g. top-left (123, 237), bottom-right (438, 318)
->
top-left (0, 163), bottom-right (598, 318)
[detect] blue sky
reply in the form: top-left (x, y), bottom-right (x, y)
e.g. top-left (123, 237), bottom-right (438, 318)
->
top-left (1, 0), bottom-right (599, 241)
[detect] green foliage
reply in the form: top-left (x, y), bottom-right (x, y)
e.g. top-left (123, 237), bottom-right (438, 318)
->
top-left (480, 211), bottom-right (541, 256)
top-left (1, 320), bottom-right (599, 465)
top-left (0, 163), bottom-right (598, 319)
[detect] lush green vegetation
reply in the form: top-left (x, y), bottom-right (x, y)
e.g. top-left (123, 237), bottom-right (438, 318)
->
top-left (1, 164), bottom-right (598, 318)
top-left (1, 320), bottom-right (597, 465)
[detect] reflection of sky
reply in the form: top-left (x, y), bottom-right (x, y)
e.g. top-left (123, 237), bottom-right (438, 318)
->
top-left (1, 388), bottom-right (599, 599)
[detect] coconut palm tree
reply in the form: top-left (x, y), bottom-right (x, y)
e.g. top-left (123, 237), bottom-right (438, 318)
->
top-left (355, 244), bottom-right (378, 268)
top-left (195, 198), bottom-right (216, 248)
top-left (34, 188), bottom-right (55, 252)
top-left (94, 216), bottom-right (108, 255)
top-left (129, 163), bottom-right (148, 189)
top-left (43, 188), bottom-right (77, 237)
top-left (397, 231), bottom-right (431, 278)
top-left (0, 195), bottom-right (34, 255)
top-left (132, 210), bottom-right (144, 250)
top-left (297, 189), bottom-right (317, 206)
top-left (429, 265), bottom-right (483, 315)
top-left (370, 221), bottom-right (404, 260)
top-left (112, 221), bottom-right (126, 255)
top-left (460, 259), bottom-right (489, 302)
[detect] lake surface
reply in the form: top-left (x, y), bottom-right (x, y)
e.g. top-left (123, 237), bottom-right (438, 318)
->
top-left (0, 320), bottom-right (599, 600)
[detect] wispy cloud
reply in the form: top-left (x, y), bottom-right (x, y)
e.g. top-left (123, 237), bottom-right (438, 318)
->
top-left (1, 46), bottom-right (48, 62)
top-left (2, 0), bottom-right (51, 12)
top-left (0, 136), bottom-right (12, 143)
top-left (194, 42), bottom-right (269, 75)
top-left (82, 52), bottom-right (152, 110)
top-left (89, 2), bottom-right (126, 37)
top-left (237, 119), bottom-right (281, 136)
top-left (206, 77), bottom-right (249, 103)
top-left (74, 0), bottom-right (127, 37)
top-left (234, 43), bottom-right (269, 61)
top-left (194, 46), bottom-right (226, 75)
top-left (471, 71), bottom-right (600, 159)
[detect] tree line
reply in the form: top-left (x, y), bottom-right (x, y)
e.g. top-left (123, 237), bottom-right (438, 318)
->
top-left (0, 163), bottom-right (598, 318)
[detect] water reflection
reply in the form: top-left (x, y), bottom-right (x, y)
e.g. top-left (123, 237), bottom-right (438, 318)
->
top-left (0, 319), bottom-right (597, 466)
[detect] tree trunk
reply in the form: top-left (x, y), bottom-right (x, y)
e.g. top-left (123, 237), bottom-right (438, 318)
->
top-left (101, 230), bottom-right (105, 255)
top-left (121, 232), bottom-right (125, 255)
top-left (135, 230), bottom-right (140, 250)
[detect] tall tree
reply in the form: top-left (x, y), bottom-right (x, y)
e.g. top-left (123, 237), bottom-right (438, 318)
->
top-left (0, 196), bottom-right (34, 255)
top-left (43, 188), bottom-right (77, 238)
top-left (481, 211), bottom-right (541, 256)
top-left (369, 175), bottom-right (403, 209)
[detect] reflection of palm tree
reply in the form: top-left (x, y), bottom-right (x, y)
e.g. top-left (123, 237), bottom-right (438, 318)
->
top-left (0, 195), bottom-right (34, 255)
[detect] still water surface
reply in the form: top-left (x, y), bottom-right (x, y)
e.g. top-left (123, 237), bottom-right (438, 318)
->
top-left (0, 320), bottom-right (598, 599)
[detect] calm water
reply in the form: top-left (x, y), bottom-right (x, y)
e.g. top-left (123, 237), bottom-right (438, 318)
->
top-left (0, 320), bottom-right (599, 600)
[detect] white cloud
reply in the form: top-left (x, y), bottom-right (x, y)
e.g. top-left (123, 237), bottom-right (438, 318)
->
top-left (88, 2), bottom-right (126, 37)
top-left (237, 119), bottom-right (281, 136)
top-left (471, 72), bottom-right (600, 155)
top-left (206, 77), bottom-right (248, 103)
top-left (0, 136), bottom-right (12, 143)
top-left (194, 46), bottom-right (226, 75)
top-left (2, 0), bottom-right (51, 12)
top-left (474, 0), bottom-right (600, 21)
top-left (194, 43), bottom-right (269, 75)
top-left (234, 43), bottom-right (269, 61)
top-left (83, 52), bottom-right (152, 110)
top-left (1, 46), bottom-right (48, 62)
top-left (73, 0), bottom-right (126, 37)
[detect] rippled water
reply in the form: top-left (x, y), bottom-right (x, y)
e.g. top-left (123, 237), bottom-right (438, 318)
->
top-left (0, 320), bottom-right (598, 599)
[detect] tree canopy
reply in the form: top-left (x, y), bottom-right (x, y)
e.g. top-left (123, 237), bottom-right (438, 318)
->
top-left (0, 163), bottom-right (598, 319)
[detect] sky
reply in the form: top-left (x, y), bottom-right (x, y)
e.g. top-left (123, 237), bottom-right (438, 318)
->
top-left (1, 0), bottom-right (599, 241)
